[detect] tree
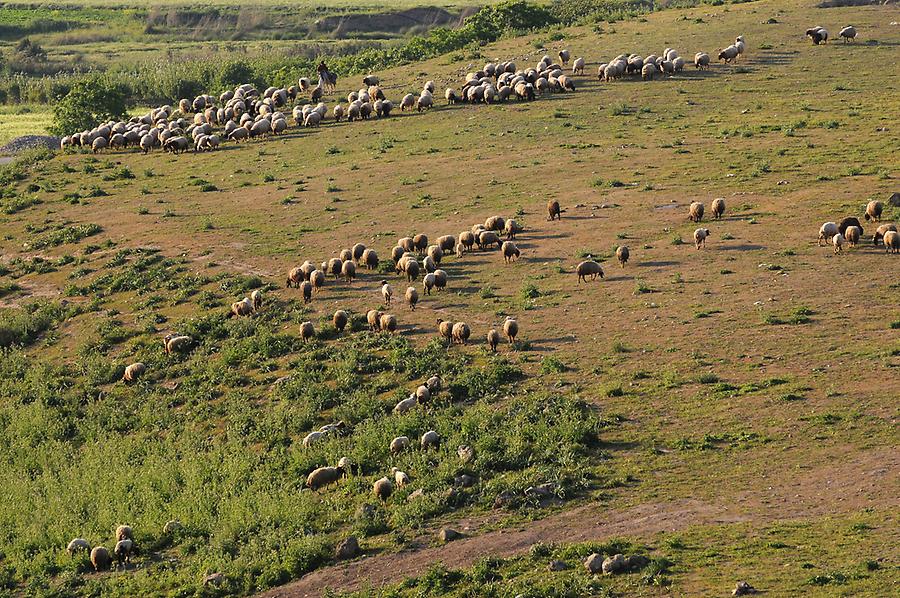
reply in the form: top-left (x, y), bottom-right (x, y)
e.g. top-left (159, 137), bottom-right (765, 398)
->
top-left (49, 77), bottom-right (128, 136)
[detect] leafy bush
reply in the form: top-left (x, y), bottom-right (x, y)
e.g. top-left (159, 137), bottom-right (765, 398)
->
top-left (49, 76), bottom-right (128, 136)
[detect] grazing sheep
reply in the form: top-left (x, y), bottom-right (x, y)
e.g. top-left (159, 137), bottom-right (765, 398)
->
top-left (558, 49), bottom-right (571, 65)
top-left (718, 45), bottom-right (739, 62)
top-left (616, 245), bottom-right (630, 267)
top-left (394, 394), bottom-right (417, 414)
top-left (451, 322), bottom-right (471, 345)
top-left (806, 26), bottom-right (828, 45)
top-left (504, 219), bottom-right (524, 239)
top-left (865, 201), bottom-right (883, 222)
top-left (838, 217), bottom-right (864, 237)
top-left (392, 467), bottom-right (410, 487)
top-left (421, 430), bottom-right (440, 449)
top-left (437, 235), bottom-right (457, 252)
top-left (401, 93), bottom-right (416, 111)
top-left (91, 546), bottom-right (111, 571)
top-left (413, 234), bottom-right (429, 253)
top-left (303, 431), bottom-right (325, 446)
top-left (122, 362), bottom-right (146, 384)
top-left (251, 289), bottom-right (263, 310)
top-left (373, 477), bottom-right (393, 501)
top-left (694, 52), bottom-right (710, 70)
top-left (380, 314), bottom-right (398, 334)
top-left (641, 63), bottom-right (658, 81)
top-left (883, 230), bottom-right (900, 253)
top-left (689, 201), bottom-right (705, 222)
top-left (445, 88), bottom-right (459, 104)
top-left (67, 538), bottom-right (91, 555)
top-left (287, 267), bottom-right (304, 288)
top-left (333, 310), bottom-right (349, 333)
top-left (423, 273), bottom-right (436, 295)
top-left (361, 248), bottom-right (379, 270)
top-left (342, 260), bottom-right (357, 283)
top-left (114, 525), bottom-right (132, 542)
top-left (839, 25), bottom-right (857, 42)
top-left (416, 93), bottom-right (433, 111)
top-left (694, 227), bottom-right (711, 249)
top-left (405, 259), bottom-right (421, 282)
top-left (390, 436), bottom-right (410, 453)
top-left (381, 280), bottom-right (393, 306)
top-left (306, 464), bottom-right (346, 490)
top-left (572, 57), bottom-right (585, 75)
top-left (405, 286), bottom-right (419, 310)
top-left (231, 297), bottom-right (253, 317)
top-left (832, 232), bottom-right (845, 254)
top-left (487, 328), bottom-right (500, 352)
top-left (327, 257), bottom-right (343, 279)
top-left (460, 230), bottom-right (476, 251)
top-left (300, 281), bottom-right (313, 303)
top-left (437, 319), bottom-right (453, 345)
top-left (433, 269), bottom-right (447, 291)
top-left (367, 309), bottom-right (382, 331)
top-left (818, 222), bottom-right (839, 245)
top-left (485, 216), bottom-right (506, 232)
top-left (415, 384), bottom-right (431, 403)
top-left (844, 226), bottom-right (861, 247)
top-left (873, 223), bottom-right (898, 246)
top-left (426, 375), bottom-right (442, 394)
top-left (502, 241), bottom-right (521, 263)
top-left (300, 321), bottom-right (315, 342)
top-left (503, 317), bottom-right (518, 346)
top-left (163, 334), bottom-right (192, 355)
top-left (711, 198), bottom-right (726, 220)
top-left (576, 260), bottom-right (604, 282)
top-left (548, 200), bottom-right (562, 220)
top-left (478, 231), bottom-right (502, 250)
top-left (114, 539), bottom-right (134, 566)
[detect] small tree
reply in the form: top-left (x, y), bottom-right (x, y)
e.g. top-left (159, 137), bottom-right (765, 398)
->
top-left (49, 77), bottom-right (128, 136)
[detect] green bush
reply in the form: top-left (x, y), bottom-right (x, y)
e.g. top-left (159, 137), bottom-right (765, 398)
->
top-left (49, 76), bottom-right (128, 136)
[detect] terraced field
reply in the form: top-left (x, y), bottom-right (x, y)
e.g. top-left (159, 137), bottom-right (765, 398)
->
top-left (0, 0), bottom-right (897, 596)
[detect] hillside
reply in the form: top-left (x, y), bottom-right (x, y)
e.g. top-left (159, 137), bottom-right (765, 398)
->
top-left (0, 0), bottom-right (897, 596)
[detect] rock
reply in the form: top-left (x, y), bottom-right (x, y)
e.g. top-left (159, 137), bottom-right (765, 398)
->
top-left (493, 490), bottom-right (517, 509)
top-left (407, 488), bottom-right (425, 502)
top-left (203, 572), bottom-right (224, 586)
top-left (584, 553), bottom-right (604, 574)
top-left (548, 559), bottom-right (568, 571)
top-left (733, 581), bottom-right (758, 596)
top-left (625, 554), bottom-right (650, 570)
top-left (602, 553), bottom-right (627, 574)
top-left (457, 445), bottom-right (475, 463)
top-left (439, 528), bottom-right (461, 543)
top-left (454, 474), bottom-right (476, 488)
top-left (356, 503), bottom-right (376, 518)
top-left (335, 536), bottom-right (360, 560)
top-left (0, 135), bottom-right (62, 155)
top-left (162, 520), bottom-right (182, 534)
top-left (525, 483), bottom-right (554, 497)
top-left (888, 192), bottom-right (900, 207)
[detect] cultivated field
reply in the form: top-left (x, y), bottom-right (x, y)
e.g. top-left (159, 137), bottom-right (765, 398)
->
top-left (0, 0), bottom-right (898, 597)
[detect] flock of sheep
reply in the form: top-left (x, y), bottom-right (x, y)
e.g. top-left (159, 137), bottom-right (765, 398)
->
top-left (806, 24), bottom-right (858, 45)
top-left (817, 200), bottom-right (898, 254)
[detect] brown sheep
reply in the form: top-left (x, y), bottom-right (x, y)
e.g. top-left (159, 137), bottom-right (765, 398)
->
top-left (884, 230), bottom-right (900, 253)
top-left (333, 310), bottom-right (348, 333)
top-left (405, 286), bottom-right (419, 310)
top-left (873, 223), bottom-right (898, 246)
top-left (373, 477), bottom-right (393, 501)
top-left (711, 198), bottom-right (726, 220)
top-left (864, 200), bottom-right (882, 222)
top-left (299, 281), bottom-right (313, 303)
top-left (487, 329), bottom-right (500, 352)
top-left (502, 241), bottom-right (520, 263)
top-left (91, 546), bottom-right (111, 571)
top-left (413, 234), bottom-right (429, 253)
top-left (437, 319), bottom-right (453, 345)
top-left (300, 321), bottom-right (315, 342)
top-left (451, 322), bottom-right (470, 345)
top-left (503, 317), bottom-right (518, 347)
top-left (548, 200), bottom-right (562, 221)
top-left (367, 309), bottom-right (382, 331)
top-left (380, 314), bottom-right (398, 334)
top-left (576, 260), bottom-right (604, 282)
top-left (615, 246), bottom-right (629, 268)
top-left (689, 202), bottom-right (705, 222)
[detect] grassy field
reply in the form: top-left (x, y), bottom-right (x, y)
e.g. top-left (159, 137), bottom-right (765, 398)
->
top-left (0, 104), bottom-right (50, 146)
top-left (0, 0), bottom-right (898, 596)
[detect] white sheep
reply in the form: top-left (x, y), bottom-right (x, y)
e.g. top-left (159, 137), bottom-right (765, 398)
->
top-left (839, 26), bottom-right (857, 42)
top-left (832, 232), bottom-right (845, 254)
top-left (694, 228), bottom-right (710, 249)
top-left (421, 430), bottom-right (440, 449)
top-left (818, 222), bottom-right (839, 245)
top-left (390, 436), bottom-right (410, 453)
top-left (394, 394), bottom-right (417, 414)
top-left (381, 280), bottom-right (393, 306)
top-left (405, 286), bottom-right (419, 310)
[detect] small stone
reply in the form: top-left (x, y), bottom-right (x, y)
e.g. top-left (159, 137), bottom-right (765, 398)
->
top-left (584, 553), bottom-right (604, 574)
top-left (548, 559), bottom-right (568, 571)
top-left (203, 572), bottom-right (224, 587)
top-left (888, 192), bottom-right (900, 207)
top-left (625, 554), bottom-right (650, 570)
top-left (455, 474), bottom-right (476, 488)
top-left (457, 445), bottom-right (475, 463)
top-left (439, 528), bottom-right (461, 543)
top-left (335, 536), bottom-right (360, 560)
top-left (407, 488), bottom-right (425, 502)
top-left (602, 553), bottom-right (627, 574)
top-left (493, 490), bottom-right (517, 508)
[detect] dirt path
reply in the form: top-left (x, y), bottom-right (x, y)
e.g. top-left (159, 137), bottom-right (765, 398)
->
top-left (258, 447), bottom-right (898, 597)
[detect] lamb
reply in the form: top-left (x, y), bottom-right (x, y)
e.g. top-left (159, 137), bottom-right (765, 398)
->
top-left (251, 289), bottom-right (263, 310)
top-left (423, 273), bottom-right (436, 295)
top-left (333, 310), bottom-right (349, 333)
top-left (421, 430), bottom-right (440, 449)
top-left (818, 222), bottom-right (839, 245)
top-left (122, 362), bottom-right (146, 383)
top-left (373, 477), bottom-right (393, 501)
top-left (873, 223), bottom-right (898, 246)
top-left (114, 539), bottom-right (134, 566)
top-left (503, 316), bottom-right (518, 346)
top-left (616, 245), bottom-right (630, 267)
top-left (711, 198), bottom-right (726, 220)
top-left (864, 201), bottom-right (882, 222)
top-left (487, 329), bottom-right (500, 352)
top-left (394, 395), bottom-right (417, 414)
top-left (361, 248), bottom-right (379, 270)
top-left (576, 260), bottom-right (604, 282)
top-left (300, 321), bottom-right (315, 342)
top-left (367, 309), bottom-right (383, 331)
top-left (380, 313), bottom-right (398, 333)
top-left (306, 462), bottom-right (347, 490)
top-left (67, 538), bottom-right (91, 555)
top-left (341, 260), bottom-right (356, 283)
top-left (91, 546), bottom-right (111, 571)
top-left (502, 241), bottom-right (521, 263)
top-left (433, 269), bottom-right (447, 291)
top-left (884, 230), bottom-right (900, 253)
top-left (437, 319), bottom-right (454, 345)
top-left (451, 322), bottom-right (471, 345)
top-left (231, 297), bottom-right (253, 317)
top-left (163, 334), bottom-right (192, 355)
top-left (839, 26), bottom-right (857, 42)
top-left (832, 232), bottom-right (845, 254)
top-left (689, 201), bottom-right (705, 222)
top-left (694, 228), bottom-right (711, 249)
top-left (390, 436), bottom-right (410, 453)
top-left (572, 57), bottom-right (585, 75)
top-left (405, 286), bottom-right (419, 310)
top-left (548, 200), bottom-right (562, 220)
top-left (844, 226), bottom-right (861, 247)
top-left (300, 281), bottom-right (313, 303)
top-left (392, 467), bottom-right (410, 487)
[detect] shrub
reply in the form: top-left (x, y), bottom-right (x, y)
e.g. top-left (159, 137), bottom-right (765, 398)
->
top-left (49, 76), bottom-right (128, 136)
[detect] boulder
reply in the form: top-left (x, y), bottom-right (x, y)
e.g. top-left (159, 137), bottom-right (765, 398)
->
top-left (548, 559), bottom-right (568, 572)
top-left (335, 536), bottom-right (360, 560)
top-left (584, 553), bottom-right (604, 574)
top-left (602, 553), bottom-right (627, 574)
top-left (439, 528), bottom-right (461, 543)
